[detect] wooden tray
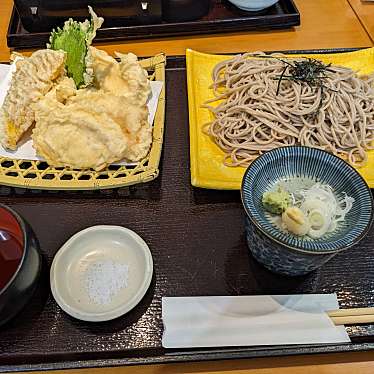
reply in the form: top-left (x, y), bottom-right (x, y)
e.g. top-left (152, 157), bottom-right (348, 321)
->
top-left (0, 53), bottom-right (374, 373)
top-left (7, 0), bottom-right (300, 49)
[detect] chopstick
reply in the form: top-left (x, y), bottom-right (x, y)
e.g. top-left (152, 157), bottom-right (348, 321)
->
top-left (327, 308), bottom-right (374, 325)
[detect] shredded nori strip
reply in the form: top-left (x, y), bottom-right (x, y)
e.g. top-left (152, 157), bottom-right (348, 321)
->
top-left (273, 57), bottom-right (337, 116)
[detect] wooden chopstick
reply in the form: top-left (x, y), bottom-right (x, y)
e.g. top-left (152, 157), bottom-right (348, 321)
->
top-left (327, 308), bottom-right (374, 325)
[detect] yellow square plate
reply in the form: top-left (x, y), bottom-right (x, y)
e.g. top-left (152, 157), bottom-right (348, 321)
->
top-left (187, 48), bottom-right (374, 190)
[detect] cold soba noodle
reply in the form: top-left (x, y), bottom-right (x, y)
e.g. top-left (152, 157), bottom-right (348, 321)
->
top-left (203, 53), bottom-right (374, 167)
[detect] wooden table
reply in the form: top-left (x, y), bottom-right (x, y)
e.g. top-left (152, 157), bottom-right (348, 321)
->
top-left (348, 0), bottom-right (374, 43)
top-left (0, 0), bottom-right (372, 61)
top-left (19, 352), bottom-right (374, 374)
top-left (0, 0), bottom-right (374, 373)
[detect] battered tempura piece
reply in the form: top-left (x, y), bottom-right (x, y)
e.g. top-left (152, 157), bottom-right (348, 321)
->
top-left (88, 47), bottom-right (150, 105)
top-left (0, 49), bottom-right (66, 150)
top-left (30, 47), bottom-right (153, 170)
top-left (32, 84), bottom-right (152, 170)
top-left (0, 7), bottom-right (155, 171)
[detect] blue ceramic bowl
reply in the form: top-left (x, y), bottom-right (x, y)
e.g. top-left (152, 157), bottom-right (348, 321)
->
top-left (241, 146), bottom-right (373, 276)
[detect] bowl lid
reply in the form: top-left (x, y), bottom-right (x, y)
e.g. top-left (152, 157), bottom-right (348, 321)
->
top-left (50, 225), bottom-right (153, 322)
top-left (241, 146), bottom-right (374, 254)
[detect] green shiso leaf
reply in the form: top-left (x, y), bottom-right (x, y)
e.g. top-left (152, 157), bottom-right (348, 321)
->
top-left (49, 21), bottom-right (87, 87)
top-left (48, 6), bottom-right (103, 88)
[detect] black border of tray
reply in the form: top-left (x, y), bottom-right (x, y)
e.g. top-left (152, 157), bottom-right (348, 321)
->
top-left (1, 48), bottom-right (374, 373)
top-left (7, 0), bottom-right (300, 49)
top-left (2, 342), bottom-right (374, 373)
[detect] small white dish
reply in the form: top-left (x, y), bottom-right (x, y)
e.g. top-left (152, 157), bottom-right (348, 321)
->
top-left (50, 225), bottom-right (153, 322)
top-left (227, 0), bottom-right (279, 11)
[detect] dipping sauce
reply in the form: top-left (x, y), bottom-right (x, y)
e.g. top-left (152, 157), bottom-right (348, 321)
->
top-left (0, 208), bottom-right (24, 290)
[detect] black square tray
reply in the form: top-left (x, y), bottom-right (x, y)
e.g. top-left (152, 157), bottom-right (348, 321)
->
top-left (7, 0), bottom-right (300, 49)
top-left (0, 50), bottom-right (374, 373)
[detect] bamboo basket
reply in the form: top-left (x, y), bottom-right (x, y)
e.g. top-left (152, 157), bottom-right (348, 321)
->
top-left (0, 53), bottom-right (166, 190)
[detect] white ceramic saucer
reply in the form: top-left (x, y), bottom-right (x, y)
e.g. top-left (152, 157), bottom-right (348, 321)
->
top-left (50, 225), bottom-right (153, 322)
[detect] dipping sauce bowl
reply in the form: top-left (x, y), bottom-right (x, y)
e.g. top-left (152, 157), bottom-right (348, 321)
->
top-left (241, 146), bottom-right (374, 276)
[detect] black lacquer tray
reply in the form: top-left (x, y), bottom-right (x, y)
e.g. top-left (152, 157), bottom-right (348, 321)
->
top-left (7, 0), bottom-right (300, 49)
top-left (0, 50), bottom-right (374, 372)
